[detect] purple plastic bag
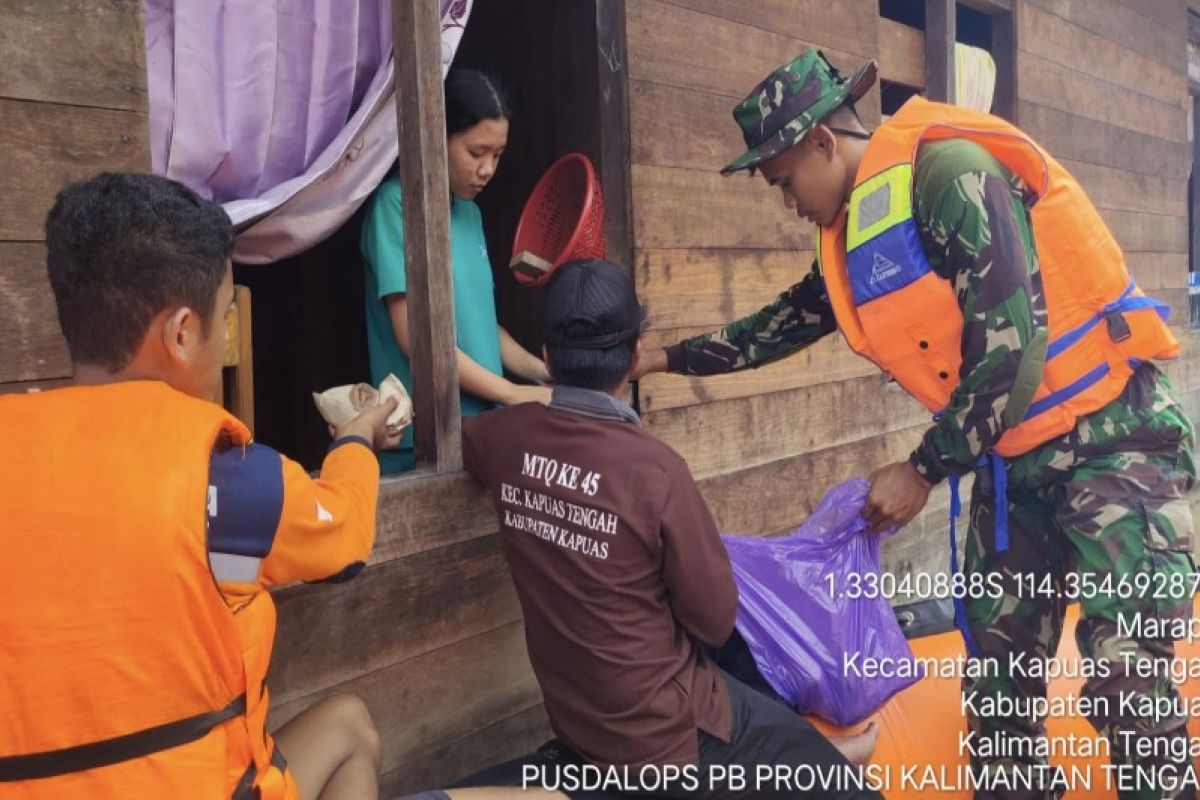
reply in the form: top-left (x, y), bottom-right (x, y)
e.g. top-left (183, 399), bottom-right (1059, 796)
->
top-left (721, 478), bottom-right (919, 726)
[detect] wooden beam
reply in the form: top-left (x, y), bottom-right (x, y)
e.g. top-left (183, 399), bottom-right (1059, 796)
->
top-left (595, 0), bottom-right (634, 270)
top-left (643, 372), bottom-right (930, 480)
top-left (0, 98), bottom-right (148, 241)
top-left (991, 7), bottom-right (1017, 122)
top-left (269, 620), bottom-right (542, 790)
top-left (1018, 52), bottom-right (1187, 142)
top-left (1191, 40), bottom-right (1200, 93)
top-left (0, 377), bottom-right (70, 396)
top-left (958, 0), bottom-right (1010, 12)
top-left (269, 534), bottom-right (522, 708)
top-left (371, 470), bottom-right (495, 564)
top-left (1100, 209), bottom-right (1189, 255)
top-left (1020, 4), bottom-right (1182, 108)
top-left (924, 0), bottom-right (956, 103)
top-left (391, 0), bottom-right (462, 472)
top-left (625, 0), bottom-right (872, 101)
top-left (1022, 0), bottom-right (1180, 74)
top-left (0, 0), bottom-right (147, 111)
top-left (645, 0), bottom-right (881, 59)
top-left (220, 285), bottom-right (255, 435)
top-left (0, 242), bottom-right (70, 384)
top-left (632, 164), bottom-right (811, 251)
top-left (386, 705), bottom-right (552, 797)
top-left (878, 18), bottom-right (926, 90)
top-left (1192, 96), bottom-right (1200, 273)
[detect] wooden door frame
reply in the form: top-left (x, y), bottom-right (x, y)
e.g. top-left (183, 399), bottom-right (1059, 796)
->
top-left (389, 0), bottom-right (634, 471)
top-left (924, 0), bottom-right (1018, 122)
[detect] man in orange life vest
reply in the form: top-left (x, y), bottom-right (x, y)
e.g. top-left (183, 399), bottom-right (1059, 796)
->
top-left (0, 172), bottom-right (403, 800)
top-left (634, 50), bottom-right (1196, 799)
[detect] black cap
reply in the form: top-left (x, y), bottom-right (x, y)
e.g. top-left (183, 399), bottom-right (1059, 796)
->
top-left (543, 259), bottom-right (644, 350)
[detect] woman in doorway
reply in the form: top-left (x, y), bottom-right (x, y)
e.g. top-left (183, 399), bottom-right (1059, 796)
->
top-left (362, 67), bottom-right (550, 474)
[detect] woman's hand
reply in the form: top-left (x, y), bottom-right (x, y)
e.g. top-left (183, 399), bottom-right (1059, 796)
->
top-left (528, 360), bottom-right (552, 385)
top-left (499, 326), bottom-right (552, 384)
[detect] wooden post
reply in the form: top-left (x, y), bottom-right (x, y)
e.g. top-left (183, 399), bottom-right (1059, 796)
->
top-left (1191, 14), bottom-right (1200, 279)
top-left (1191, 95), bottom-right (1200, 275)
top-left (924, 0), bottom-right (956, 104)
top-left (957, 0), bottom-right (1010, 10)
top-left (990, 7), bottom-right (1017, 123)
top-left (392, 0), bottom-right (462, 472)
top-left (595, 0), bottom-right (633, 271)
top-left (221, 285), bottom-right (255, 435)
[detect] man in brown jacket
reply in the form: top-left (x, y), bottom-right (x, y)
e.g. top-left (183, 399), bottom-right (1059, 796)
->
top-left (463, 259), bottom-right (877, 799)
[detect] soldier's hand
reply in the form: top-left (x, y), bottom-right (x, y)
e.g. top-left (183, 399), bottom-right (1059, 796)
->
top-left (863, 460), bottom-right (932, 534)
top-left (629, 347), bottom-right (669, 381)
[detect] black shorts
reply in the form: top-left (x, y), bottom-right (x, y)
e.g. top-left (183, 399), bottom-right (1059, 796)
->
top-left (449, 669), bottom-right (879, 800)
top-left (680, 670), bottom-right (882, 800)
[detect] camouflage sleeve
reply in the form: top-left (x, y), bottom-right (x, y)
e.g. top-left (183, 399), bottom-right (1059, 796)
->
top-left (908, 160), bottom-right (1049, 485)
top-left (664, 261), bottom-right (836, 375)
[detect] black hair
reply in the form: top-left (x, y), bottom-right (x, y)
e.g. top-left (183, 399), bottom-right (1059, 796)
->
top-left (444, 66), bottom-right (512, 136)
top-left (546, 339), bottom-right (638, 392)
top-left (45, 172), bottom-right (234, 372)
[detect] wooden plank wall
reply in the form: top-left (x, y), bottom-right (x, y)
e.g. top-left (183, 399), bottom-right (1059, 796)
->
top-left (0, 1), bottom-right (149, 391)
top-left (267, 474), bottom-right (552, 795)
top-left (627, 0), bottom-right (1198, 581)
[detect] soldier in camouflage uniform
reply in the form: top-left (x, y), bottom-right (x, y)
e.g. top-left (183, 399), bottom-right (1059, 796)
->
top-left (635, 50), bottom-right (1197, 800)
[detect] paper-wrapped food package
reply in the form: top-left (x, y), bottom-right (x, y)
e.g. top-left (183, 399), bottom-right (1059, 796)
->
top-left (312, 374), bottom-right (412, 434)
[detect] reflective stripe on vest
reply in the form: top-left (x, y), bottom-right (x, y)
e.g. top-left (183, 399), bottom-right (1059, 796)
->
top-left (207, 442), bottom-right (284, 584)
top-left (846, 165), bottom-right (931, 307)
top-left (209, 552), bottom-right (264, 583)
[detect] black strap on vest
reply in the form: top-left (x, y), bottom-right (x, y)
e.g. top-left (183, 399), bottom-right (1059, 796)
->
top-left (231, 762), bottom-right (259, 800)
top-left (0, 693), bottom-right (247, 782)
top-left (230, 736), bottom-right (289, 800)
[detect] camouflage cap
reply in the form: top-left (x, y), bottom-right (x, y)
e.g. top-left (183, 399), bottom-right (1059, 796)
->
top-left (721, 49), bottom-right (878, 176)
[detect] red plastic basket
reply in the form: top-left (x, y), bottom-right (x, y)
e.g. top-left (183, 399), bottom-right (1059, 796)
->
top-left (509, 152), bottom-right (606, 287)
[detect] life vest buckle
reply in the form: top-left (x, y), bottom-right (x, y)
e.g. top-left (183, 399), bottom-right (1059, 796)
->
top-left (1105, 309), bottom-right (1132, 343)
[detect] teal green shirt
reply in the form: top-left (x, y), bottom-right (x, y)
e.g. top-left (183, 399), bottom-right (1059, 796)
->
top-left (361, 176), bottom-right (503, 473)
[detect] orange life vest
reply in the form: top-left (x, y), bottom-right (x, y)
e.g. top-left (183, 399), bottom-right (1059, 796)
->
top-left (818, 97), bottom-right (1179, 458)
top-left (0, 381), bottom-right (295, 799)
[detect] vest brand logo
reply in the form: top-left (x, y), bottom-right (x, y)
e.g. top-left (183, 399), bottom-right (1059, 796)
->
top-left (858, 184), bottom-right (891, 231)
top-left (870, 251), bottom-right (902, 284)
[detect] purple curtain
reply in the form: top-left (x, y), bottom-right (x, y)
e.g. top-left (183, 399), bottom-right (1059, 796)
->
top-left (143, 0), bottom-right (473, 263)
